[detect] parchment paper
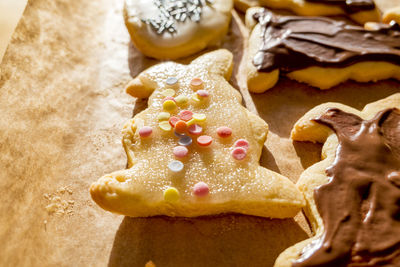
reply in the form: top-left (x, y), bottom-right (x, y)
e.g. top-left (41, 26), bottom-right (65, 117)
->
top-left (1, 0), bottom-right (399, 266)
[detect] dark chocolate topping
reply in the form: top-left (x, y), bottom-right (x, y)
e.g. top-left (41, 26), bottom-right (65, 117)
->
top-left (293, 108), bottom-right (400, 267)
top-left (253, 10), bottom-right (400, 73)
top-left (305, 0), bottom-right (375, 14)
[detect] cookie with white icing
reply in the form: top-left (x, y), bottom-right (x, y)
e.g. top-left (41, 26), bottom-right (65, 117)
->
top-left (90, 49), bottom-right (305, 218)
top-left (234, 0), bottom-right (380, 24)
top-left (246, 8), bottom-right (400, 93)
top-left (124, 0), bottom-right (233, 60)
top-left (275, 93), bottom-right (400, 267)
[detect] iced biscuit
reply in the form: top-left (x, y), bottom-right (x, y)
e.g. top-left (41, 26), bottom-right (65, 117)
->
top-left (235, 0), bottom-right (380, 24)
top-left (90, 49), bottom-right (305, 218)
top-left (123, 0), bottom-right (233, 60)
top-left (246, 8), bottom-right (400, 93)
top-left (274, 94), bottom-right (400, 267)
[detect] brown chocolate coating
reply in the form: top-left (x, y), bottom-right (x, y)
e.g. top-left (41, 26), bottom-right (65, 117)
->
top-left (305, 0), bottom-right (375, 14)
top-left (293, 108), bottom-right (400, 267)
top-left (253, 10), bottom-right (400, 73)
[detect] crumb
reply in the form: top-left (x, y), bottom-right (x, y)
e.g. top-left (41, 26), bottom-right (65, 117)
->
top-left (145, 261), bottom-right (156, 267)
top-left (44, 186), bottom-right (75, 216)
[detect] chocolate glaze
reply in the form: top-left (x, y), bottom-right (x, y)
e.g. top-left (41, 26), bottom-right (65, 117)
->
top-left (293, 108), bottom-right (400, 267)
top-left (253, 10), bottom-right (400, 73)
top-left (305, 0), bottom-right (375, 14)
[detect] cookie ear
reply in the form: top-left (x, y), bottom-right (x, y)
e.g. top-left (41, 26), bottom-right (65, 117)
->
top-left (190, 49), bottom-right (233, 79)
top-left (126, 69), bottom-right (159, 99)
top-left (291, 103), bottom-right (360, 143)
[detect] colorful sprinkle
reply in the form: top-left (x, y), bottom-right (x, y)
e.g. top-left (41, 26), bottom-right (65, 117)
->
top-left (174, 131), bottom-right (185, 138)
top-left (197, 135), bottom-right (213, 147)
top-left (188, 124), bottom-right (203, 135)
top-left (193, 182), bottom-right (209, 197)
top-left (193, 113), bottom-right (206, 122)
top-left (234, 139), bottom-right (249, 150)
top-left (166, 77), bottom-right (178, 86)
top-left (191, 93), bottom-right (201, 103)
top-left (163, 99), bottom-right (177, 112)
top-left (175, 95), bottom-right (188, 106)
top-left (178, 135), bottom-right (192, 146)
top-left (169, 116), bottom-right (180, 127)
top-left (162, 96), bottom-right (176, 103)
top-left (161, 89), bottom-right (175, 97)
top-left (163, 187), bottom-right (180, 202)
top-left (179, 110), bottom-right (193, 121)
top-left (197, 90), bottom-right (209, 98)
top-left (190, 78), bottom-right (204, 90)
top-left (186, 118), bottom-right (196, 126)
top-left (138, 126), bottom-right (153, 137)
top-left (173, 146), bottom-right (189, 158)
top-left (175, 120), bottom-right (187, 133)
top-left (217, 126), bottom-right (232, 138)
top-left (168, 160), bottom-right (184, 172)
top-left (157, 112), bottom-right (170, 121)
top-left (159, 121), bottom-right (172, 132)
top-left (232, 147), bottom-right (247, 160)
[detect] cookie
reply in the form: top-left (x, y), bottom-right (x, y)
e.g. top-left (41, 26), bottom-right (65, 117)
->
top-left (235, 0), bottom-right (380, 24)
top-left (246, 8), bottom-right (400, 93)
top-left (90, 49), bottom-right (305, 218)
top-left (123, 0), bottom-right (233, 60)
top-left (274, 93), bottom-right (400, 267)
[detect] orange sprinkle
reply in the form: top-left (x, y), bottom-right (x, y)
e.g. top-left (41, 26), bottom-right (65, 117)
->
top-left (175, 120), bottom-right (187, 133)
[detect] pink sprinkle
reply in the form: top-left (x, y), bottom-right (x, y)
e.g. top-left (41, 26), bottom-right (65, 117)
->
top-left (173, 146), bottom-right (189, 158)
top-left (139, 126), bottom-right (153, 137)
top-left (234, 139), bottom-right (249, 150)
top-left (193, 182), bottom-right (209, 197)
top-left (179, 110), bottom-right (193, 121)
top-left (197, 90), bottom-right (209, 98)
top-left (232, 147), bottom-right (247, 160)
top-left (217, 126), bottom-right (232, 138)
top-left (188, 124), bottom-right (203, 135)
top-left (162, 96), bottom-right (175, 103)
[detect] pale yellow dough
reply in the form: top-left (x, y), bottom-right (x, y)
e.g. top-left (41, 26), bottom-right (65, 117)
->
top-left (123, 0), bottom-right (233, 60)
top-left (235, 0), bottom-right (380, 23)
top-left (90, 49), bottom-right (305, 218)
top-left (245, 8), bottom-right (400, 93)
top-left (273, 93), bottom-right (400, 267)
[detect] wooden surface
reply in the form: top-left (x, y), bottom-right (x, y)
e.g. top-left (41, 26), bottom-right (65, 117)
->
top-left (0, 0), bottom-right (399, 266)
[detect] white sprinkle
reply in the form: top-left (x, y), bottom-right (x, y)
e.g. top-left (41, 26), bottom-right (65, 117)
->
top-left (168, 160), bottom-right (184, 172)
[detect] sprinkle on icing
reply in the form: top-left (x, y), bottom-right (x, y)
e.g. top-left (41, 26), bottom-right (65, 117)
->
top-left (193, 113), bottom-right (206, 122)
top-left (197, 135), bottom-right (212, 146)
top-left (175, 95), bottom-right (189, 106)
top-left (158, 112), bottom-right (170, 121)
top-left (188, 124), bottom-right (203, 135)
top-left (168, 160), bottom-right (184, 172)
top-left (179, 110), bottom-right (193, 121)
top-left (173, 146), bottom-right (189, 158)
top-left (217, 126), bottom-right (232, 138)
top-left (166, 76), bottom-right (178, 86)
top-left (190, 77), bottom-right (204, 90)
top-left (175, 120), bottom-right (188, 133)
top-left (161, 89), bottom-right (175, 97)
top-left (191, 93), bottom-right (201, 103)
top-left (159, 121), bottom-right (172, 131)
top-left (196, 90), bottom-right (209, 98)
top-left (178, 135), bottom-right (192, 146)
top-left (232, 147), bottom-right (247, 160)
top-left (163, 186), bottom-right (180, 202)
top-left (163, 99), bottom-right (177, 111)
top-left (193, 182), bottom-right (209, 197)
top-left (139, 126), bottom-right (153, 137)
top-left (141, 0), bottom-right (214, 35)
top-left (169, 116), bottom-right (180, 127)
top-left (234, 139), bottom-right (249, 150)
